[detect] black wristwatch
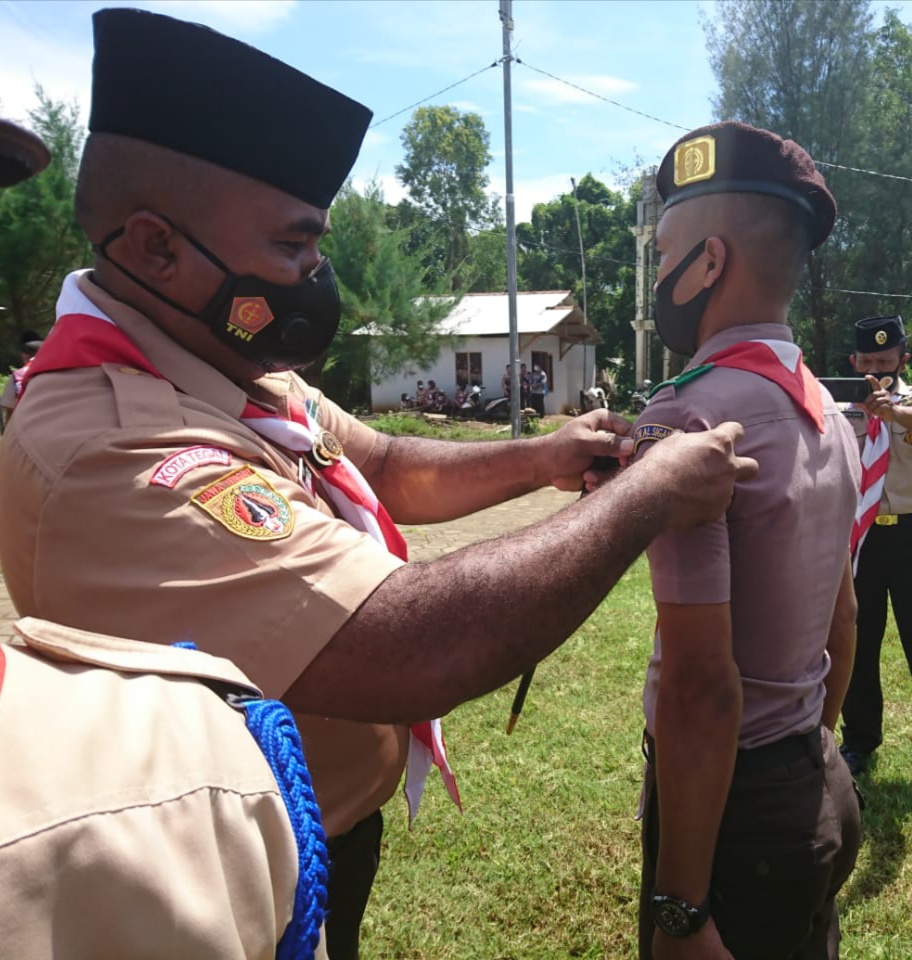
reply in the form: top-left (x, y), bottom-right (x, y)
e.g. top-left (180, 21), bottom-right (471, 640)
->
top-left (651, 891), bottom-right (711, 937)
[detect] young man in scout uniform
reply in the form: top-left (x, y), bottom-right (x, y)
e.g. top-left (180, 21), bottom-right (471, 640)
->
top-left (840, 314), bottom-right (912, 776)
top-left (0, 11), bottom-right (757, 958)
top-left (632, 121), bottom-right (861, 959)
top-left (0, 115), bottom-right (323, 960)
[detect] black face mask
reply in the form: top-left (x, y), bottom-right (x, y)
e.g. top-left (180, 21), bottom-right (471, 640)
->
top-left (654, 239), bottom-right (716, 358)
top-left (96, 216), bottom-right (341, 374)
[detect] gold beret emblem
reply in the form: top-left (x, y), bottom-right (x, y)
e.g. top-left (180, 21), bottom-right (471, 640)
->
top-left (875, 330), bottom-right (888, 346)
top-left (312, 429), bottom-right (344, 467)
top-left (674, 135), bottom-right (716, 188)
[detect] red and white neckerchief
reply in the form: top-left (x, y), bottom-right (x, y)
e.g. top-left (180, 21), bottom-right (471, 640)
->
top-left (24, 271), bottom-right (461, 826)
top-left (12, 359), bottom-right (33, 398)
top-left (849, 414), bottom-right (891, 571)
top-left (704, 339), bottom-right (825, 433)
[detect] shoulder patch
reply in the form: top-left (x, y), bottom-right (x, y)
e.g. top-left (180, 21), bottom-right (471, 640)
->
top-left (191, 466), bottom-right (294, 541)
top-left (632, 423), bottom-right (675, 452)
top-left (150, 446), bottom-right (232, 488)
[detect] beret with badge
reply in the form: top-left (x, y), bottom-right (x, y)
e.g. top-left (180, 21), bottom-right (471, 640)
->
top-left (89, 7), bottom-right (373, 210)
top-left (656, 120), bottom-right (836, 250)
top-left (854, 315), bottom-right (906, 353)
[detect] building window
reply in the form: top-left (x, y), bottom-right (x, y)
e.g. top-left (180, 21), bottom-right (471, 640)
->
top-left (455, 352), bottom-right (482, 387)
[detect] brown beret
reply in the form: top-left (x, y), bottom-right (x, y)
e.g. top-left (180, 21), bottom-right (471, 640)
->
top-left (656, 120), bottom-right (836, 249)
top-left (0, 119), bottom-right (51, 188)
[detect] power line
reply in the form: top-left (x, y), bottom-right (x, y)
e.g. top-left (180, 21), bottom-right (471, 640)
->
top-left (815, 160), bottom-right (912, 184)
top-left (369, 62), bottom-right (499, 129)
top-left (516, 60), bottom-right (912, 187)
top-left (515, 59), bottom-right (691, 132)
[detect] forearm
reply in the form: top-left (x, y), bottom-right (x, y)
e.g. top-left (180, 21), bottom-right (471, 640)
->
top-left (366, 433), bottom-right (556, 523)
top-left (888, 403), bottom-right (912, 429)
top-left (654, 645), bottom-right (742, 903)
top-left (822, 555), bottom-right (857, 731)
top-left (285, 459), bottom-right (673, 721)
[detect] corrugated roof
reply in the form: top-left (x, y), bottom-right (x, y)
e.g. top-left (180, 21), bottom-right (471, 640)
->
top-left (430, 290), bottom-right (578, 336)
top-left (353, 290), bottom-right (602, 344)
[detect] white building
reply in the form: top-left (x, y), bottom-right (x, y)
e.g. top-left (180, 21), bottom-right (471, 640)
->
top-left (358, 290), bottom-right (602, 414)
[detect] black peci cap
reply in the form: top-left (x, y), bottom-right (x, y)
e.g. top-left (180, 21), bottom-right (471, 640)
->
top-left (0, 118), bottom-right (51, 187)
top-left (656, 120), bottom-right (836, 249)
top-left (89, 8), bottom-right (373, 210)
top-left (854, 315), bottom-right (906, 354)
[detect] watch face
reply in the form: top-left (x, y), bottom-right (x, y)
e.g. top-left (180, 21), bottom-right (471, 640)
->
top-left (655, 901), bottom-right (692, 937)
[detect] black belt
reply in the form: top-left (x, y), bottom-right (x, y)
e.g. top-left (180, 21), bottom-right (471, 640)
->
top-left (643, 726), bottom-right (821, 775)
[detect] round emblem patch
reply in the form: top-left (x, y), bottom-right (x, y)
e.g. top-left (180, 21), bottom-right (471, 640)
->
top-left (191, 465), bottom-right (294, 541)
top-left (223, 482), bottom-right (293, 537)
top-left (875, 330), bottom-right (888, 346)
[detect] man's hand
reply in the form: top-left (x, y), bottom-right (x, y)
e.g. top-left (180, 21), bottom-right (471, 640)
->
top-left (640, 421), bottom-right (758, 530)
top-left (653, 918), bottom-right (733, 960)
top-left (860, 374), bottom-right (897, 422)
top-left (540, 409), bottom-right (635, 491)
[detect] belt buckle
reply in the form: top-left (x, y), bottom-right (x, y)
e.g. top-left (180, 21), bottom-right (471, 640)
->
top-left (875, 514), bottom-right (899, 526)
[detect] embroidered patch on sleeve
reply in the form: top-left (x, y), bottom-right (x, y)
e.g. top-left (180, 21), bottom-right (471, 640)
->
top-left (191, 466), bottom-right (295, 540)
top-left (150, 446), bottom-right (232, 488)
top-left (632, 423), bottom-right (675, 452)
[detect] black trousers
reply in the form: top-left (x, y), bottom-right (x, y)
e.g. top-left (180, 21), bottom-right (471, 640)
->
top-left (841, 520), bottom-right (912, 755)
top-left (639, 727), bottom-right (861, 960)
top-left (324, 809), bottom-right (383, 960)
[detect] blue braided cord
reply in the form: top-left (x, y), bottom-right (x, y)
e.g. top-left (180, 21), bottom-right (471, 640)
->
top-left (245, 698), bottom-right (329, 960)
top-left (170, 642), bottom-right (328, 958)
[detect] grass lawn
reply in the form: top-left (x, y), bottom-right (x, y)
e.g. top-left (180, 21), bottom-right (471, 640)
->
top-left (361, 553), bottom-right (912, 957)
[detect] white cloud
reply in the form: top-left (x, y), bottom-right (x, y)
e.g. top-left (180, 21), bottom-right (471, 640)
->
top-left (489, 172), bottom-right (579, 223)
top-left (349, 173), bottom-right (407, 207)
top-left (0, 18), bottom-right (92, 128)
top-left (519, 72), bottom-right (638, 106)
top-left (137, 0), bottom-right (296, 31)
top-left (449, 100), bottom-right (488, 115)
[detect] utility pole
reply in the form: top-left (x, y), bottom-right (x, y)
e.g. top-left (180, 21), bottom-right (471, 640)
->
top-left (570, 176), bottom-right (590, 391)
top-left (499, 0), bottom-right (521, 438)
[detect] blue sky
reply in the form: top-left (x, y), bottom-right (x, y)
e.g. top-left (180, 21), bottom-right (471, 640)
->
top-left (1, 0), bottom-right (909, 221)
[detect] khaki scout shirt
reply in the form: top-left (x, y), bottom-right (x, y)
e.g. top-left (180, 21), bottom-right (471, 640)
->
top-left (0, 617), bottom-right (303, 960)
top-left (634, 323), bottom-right (860, 749)
top-left (849, 379), bottom-right (912, 516)
top-left (0, 271), bottom-right (407, 837)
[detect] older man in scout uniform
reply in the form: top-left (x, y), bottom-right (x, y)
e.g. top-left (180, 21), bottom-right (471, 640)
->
top-left (0, 11), bottom-right (757, 958)
top-left (631, 121), bottom-right (861, 959)
top-left (0, 116), bottom-right (323, 959)
top-left (840, 314), bottom-right (912, 777)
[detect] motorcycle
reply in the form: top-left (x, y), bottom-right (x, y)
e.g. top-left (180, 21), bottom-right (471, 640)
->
top-left (458, 384), bottom-right (511, 422)
top-left (581, 386), bottom-right (609, 412)
top-left (630, 380), bottom-right (653, 414)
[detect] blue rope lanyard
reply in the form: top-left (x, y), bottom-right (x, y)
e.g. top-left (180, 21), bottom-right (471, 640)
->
top-left (173, 642), bottom-right (327, 959)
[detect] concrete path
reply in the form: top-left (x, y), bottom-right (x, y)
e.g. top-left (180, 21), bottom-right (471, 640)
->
top-left (0, 486), bottom-right (580, 632)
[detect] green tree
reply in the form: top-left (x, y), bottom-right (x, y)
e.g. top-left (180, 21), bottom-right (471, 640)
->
top-left (704, 0), bottom-right (875, 373)
top-left (395, 106), bottom-right (501, 283)
top-left (319, 181), bottom-right (456, 410)
top-left (839, 9), bottom-right (912, 360)
top-left (516, 174), bottom-right (638, 394)
top-left (0, 86), bottom-right (90, 368)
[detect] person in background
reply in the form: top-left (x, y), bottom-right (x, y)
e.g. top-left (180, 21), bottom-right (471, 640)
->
top-left (0, 11), bottom-right (756, 959)
top-left (530, 364), bottom-right (547, 416)
top-left (1, 332), bottom-right (43, 429)
top-left (840, 314), bottom-right (912, 777)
